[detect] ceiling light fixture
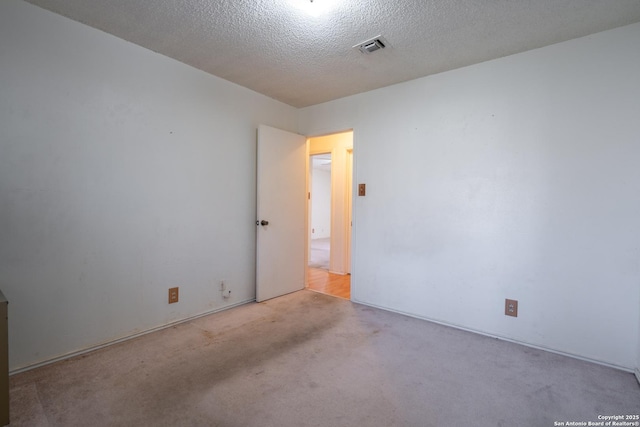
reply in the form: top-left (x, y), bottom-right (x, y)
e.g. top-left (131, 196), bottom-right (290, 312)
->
top-left (288, 0), bottom-right (338, 16)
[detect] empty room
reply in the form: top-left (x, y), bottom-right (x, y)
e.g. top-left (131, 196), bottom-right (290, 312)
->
top-left (1, 0), bottom-right (639, 425)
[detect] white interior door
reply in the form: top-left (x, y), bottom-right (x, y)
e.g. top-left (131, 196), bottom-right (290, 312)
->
top-left (256, 125), bottom-right (307, 302)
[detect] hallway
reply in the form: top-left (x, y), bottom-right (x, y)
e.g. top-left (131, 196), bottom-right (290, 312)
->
top-left (307, 267), bottom-right (350, 300)
top-left (308, 238), bottom-right (330, 270)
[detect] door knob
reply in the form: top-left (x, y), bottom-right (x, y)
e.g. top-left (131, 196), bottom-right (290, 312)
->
top-left (260, 220), bottom-right (269, 226)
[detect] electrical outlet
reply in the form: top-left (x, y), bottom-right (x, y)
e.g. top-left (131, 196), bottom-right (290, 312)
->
top-left (505, 299), bottom-right (518, 317)
top-left (168, 287), bottom-right (179, 304)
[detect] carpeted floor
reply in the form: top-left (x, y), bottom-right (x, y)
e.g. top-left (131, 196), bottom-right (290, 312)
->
top-left (309, 238), bottom-right (330, 270)
top-left (9, 290), bottom-right (640, 427)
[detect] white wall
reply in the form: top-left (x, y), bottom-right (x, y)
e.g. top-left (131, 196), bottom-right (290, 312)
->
top-left (300, 23), bottom-right (640, 370)
top-left (0, 0), bottom-right (297, 371)
top-left (2, 0), bottom-right (638, 374)
top-left (311, 167), bottom-right (331, 239)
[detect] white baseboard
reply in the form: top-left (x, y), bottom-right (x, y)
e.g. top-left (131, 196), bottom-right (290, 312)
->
top-left (352, 298), bottom-right (635, 374)
top-left (10, 298), bottom-right (254, 375)
top-left (328, 270), bottom-right (348, 276)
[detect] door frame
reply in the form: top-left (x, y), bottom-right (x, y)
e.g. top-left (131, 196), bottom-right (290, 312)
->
top-left (305, 130), bottom-right (354, 282)
top-left (345, 148), bottom-right (353, 274)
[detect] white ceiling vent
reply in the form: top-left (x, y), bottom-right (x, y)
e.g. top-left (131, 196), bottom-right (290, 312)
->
top-left (354, 36), bottom-right (388, 54)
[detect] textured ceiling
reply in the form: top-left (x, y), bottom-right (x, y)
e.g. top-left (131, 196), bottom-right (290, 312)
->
top-left (24, 0), bottom-right (640, 108)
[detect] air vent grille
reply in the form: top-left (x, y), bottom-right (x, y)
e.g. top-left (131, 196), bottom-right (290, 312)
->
top-left (354, 36), bottom-right (388, 54)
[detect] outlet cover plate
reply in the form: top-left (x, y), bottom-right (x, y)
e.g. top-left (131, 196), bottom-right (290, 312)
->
top-left (169, 287), bottom-right (179, 304)
top-left (505, 299), bottom-right (518, 317)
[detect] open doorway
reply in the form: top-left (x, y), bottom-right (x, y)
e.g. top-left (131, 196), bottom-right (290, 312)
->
top-left (306, 131), bottom-right (353, 300)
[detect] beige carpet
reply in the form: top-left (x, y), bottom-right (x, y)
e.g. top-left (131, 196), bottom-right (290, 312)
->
top-left (9, 290), bottom-right (640, 426)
